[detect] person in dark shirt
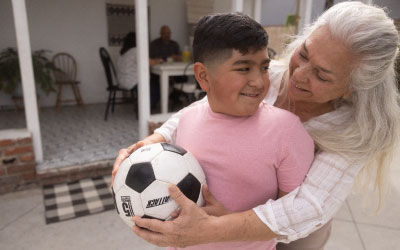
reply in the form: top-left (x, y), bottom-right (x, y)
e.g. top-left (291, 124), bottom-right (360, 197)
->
top-left (150, 25), bottom-right (181, 62)
top-left (149, 25), bottom-right (186, 112)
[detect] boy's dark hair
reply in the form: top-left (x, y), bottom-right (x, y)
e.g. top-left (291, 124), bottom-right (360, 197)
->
top-left (193, 13), bottom-right (268, 64)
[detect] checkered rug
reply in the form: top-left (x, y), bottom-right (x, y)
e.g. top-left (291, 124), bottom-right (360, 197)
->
top-left (42, 175), bottom-right (115, 224)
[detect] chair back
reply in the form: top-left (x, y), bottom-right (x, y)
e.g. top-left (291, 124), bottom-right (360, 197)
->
top-left (99, 47), bottom-right (118, 88)
top-left (52, 53), bottom-right (77, 82)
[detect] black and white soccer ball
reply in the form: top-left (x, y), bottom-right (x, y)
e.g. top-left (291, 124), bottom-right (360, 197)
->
top-left (112, 142), bottom-right (206, 228)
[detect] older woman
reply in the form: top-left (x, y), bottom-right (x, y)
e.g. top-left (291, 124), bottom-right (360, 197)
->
top-left (111, 2), bottom-right (400, 249)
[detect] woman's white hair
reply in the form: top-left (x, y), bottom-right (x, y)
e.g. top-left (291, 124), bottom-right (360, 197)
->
top-left (279, 1), bottom-right (400, 209)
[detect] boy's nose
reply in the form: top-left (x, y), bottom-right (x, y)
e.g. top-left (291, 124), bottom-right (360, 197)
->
top-left (248, 79), bottom-right (264, 88)
top-left (248, 73), bottom-right (266, 88)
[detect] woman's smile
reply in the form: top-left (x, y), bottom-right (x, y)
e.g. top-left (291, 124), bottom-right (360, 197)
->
top-left (290, 78), bottom-right (311, 94)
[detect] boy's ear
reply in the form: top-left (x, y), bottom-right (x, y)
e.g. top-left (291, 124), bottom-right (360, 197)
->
top-left (193, 62), bottom-right (210, 92)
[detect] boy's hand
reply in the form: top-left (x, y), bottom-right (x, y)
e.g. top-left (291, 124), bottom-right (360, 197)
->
top-left (110, 141), bottom-right (145, 188)
top-left (169, 184), bottom-right (229, 219)
top-left (110, 133), bottom-right (167, 188)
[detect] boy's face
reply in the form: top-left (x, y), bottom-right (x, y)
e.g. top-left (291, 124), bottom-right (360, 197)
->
top-left (203, 48), bottom-right (270, 117)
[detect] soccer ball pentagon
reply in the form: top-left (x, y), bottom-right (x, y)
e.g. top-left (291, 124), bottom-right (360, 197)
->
top-left (112, 142), bottom-right (206, 228)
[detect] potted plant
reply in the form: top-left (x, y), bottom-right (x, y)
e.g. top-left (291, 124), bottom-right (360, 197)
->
top-left (0, 47), bottom-right (58, 99)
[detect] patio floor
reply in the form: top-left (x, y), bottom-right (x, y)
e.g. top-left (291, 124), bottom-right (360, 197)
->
top-left (0, 103), bottom-right (139, 173)
top-left (1, 172), bottom-right (399, 250)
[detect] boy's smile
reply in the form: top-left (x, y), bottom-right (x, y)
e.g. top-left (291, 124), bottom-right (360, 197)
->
top-left (200, 49), bottom-right (270, 117)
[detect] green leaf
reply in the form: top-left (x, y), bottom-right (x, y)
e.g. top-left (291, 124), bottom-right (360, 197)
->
top-left (0, 47), bottom-right (57, 96)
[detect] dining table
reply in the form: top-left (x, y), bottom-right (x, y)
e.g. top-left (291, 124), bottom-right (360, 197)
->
top-left (150, 61), bottom-right (194, 114)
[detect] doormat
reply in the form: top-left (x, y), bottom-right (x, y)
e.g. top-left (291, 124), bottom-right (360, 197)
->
top-left (42, 175), bottom-right (115, 224)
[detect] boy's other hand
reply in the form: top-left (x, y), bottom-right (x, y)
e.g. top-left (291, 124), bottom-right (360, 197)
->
top-left (202, 184), bottom-right (231, 217)
top-left (110, 133), bottom-right (167, 188)
top-left (110, 141), bottom-right (145, 188)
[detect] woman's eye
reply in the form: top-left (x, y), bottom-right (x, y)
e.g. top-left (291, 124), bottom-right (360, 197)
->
top-left (317, 74), bottom-right (328, 82)
top-left (299, 52), bottom-right (307, 60)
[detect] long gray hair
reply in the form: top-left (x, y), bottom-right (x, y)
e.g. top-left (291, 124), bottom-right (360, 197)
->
top-left (279, 1), bottom-right (400, 208)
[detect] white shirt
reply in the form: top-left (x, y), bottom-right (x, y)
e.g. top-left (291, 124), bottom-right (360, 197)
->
top-left (117, 48), bottom-right (138, 90)
top-left (154, 60), bottom-right (363, 242)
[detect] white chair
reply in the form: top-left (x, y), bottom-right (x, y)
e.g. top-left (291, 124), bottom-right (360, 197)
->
top-left (170, 63), bottom-right (205, 109)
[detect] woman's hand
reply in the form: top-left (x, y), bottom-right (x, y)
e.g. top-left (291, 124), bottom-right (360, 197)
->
top-left (132, 185), bottom-right (215, 248)
top-left (132, 185), bottom-right (279, 247)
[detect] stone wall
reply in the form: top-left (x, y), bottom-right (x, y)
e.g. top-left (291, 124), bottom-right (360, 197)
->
top-left (0, 129), bottom-right (37, 194)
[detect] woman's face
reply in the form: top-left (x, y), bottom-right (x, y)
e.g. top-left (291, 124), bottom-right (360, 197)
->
top-left (288, 26), bottom-right (356, 105)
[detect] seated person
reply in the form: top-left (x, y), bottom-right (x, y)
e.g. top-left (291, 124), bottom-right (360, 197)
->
top-left (150, 25), bottom-right (181, 62)
top-left (117, 32), bottom-right (161, 109)
top-left (149, 25), bottom-right (187, 110)
top-left (117, 32), bottom-right (138, 90)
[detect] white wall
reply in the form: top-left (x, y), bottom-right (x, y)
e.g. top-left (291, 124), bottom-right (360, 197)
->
top-left (0, 0), bottom-right (187, 108)
top-left (1, 0), bottom-right (398, 109)
top-left (149, 0), bottom-right (188, 49)
top-left (0, 0), bottom-right (108, 108)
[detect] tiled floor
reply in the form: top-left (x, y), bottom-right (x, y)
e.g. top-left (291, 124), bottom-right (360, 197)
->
top-left (0, 103), bottom-right (139, 172)
top-left (325, 161), bottom-right (400, 250)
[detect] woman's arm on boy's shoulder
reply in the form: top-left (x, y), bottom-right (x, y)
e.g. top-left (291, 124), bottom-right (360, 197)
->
top-left (254, 151), bottom-right (363, 243)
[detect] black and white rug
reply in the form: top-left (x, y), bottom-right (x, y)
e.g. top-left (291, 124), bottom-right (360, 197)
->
top-left (42, 175), bottom-right (115, 224)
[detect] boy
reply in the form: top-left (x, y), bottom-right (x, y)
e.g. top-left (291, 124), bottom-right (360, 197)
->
top-left (170, 13), bottom-right (314, 250)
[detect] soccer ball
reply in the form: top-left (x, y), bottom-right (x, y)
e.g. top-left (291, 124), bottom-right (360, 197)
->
top-left (112, 142), bottom-right (206, 228)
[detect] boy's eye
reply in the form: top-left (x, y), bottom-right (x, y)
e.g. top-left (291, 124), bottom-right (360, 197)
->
top-left (235, 67), bottom-right (250, 72)
top-left (261, 66), bottom-right (269, 72)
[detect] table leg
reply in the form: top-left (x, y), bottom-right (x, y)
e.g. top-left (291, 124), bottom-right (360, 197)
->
top-left (161, 73), bottom-right (169, 114)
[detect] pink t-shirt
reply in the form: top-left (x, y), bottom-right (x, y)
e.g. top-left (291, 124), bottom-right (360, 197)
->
top-left (170, 101), bottom-right (314, 250)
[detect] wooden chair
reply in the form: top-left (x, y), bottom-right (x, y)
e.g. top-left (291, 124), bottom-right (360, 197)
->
top-left (52, 53), bottom-right (84, 110)
top-left (99, 47), bottom-right (137, 121)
